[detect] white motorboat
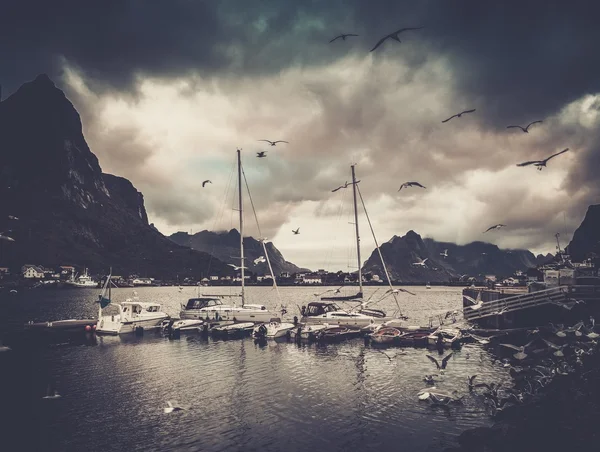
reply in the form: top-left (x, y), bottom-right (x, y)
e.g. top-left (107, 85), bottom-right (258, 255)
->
top-left (300, 301), bottom-right (380, 328)
top-left (179, 296), bottom-right (273, 323)
top-left (65, 268), bottom-right (98, 288)
top-left (253, 318), bottom-right (295, 339)
top-left (96, 278), bottom-right (169, 335)
top-left (211, 322), bottom-right (255, 337)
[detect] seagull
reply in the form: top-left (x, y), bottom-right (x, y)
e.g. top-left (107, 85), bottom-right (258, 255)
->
top-left (412, 257), bottom-right (428, 267)
top-left (164, 401), bottom-right (184, 414)
top-left (256, 151), bottom-right (267, 158)
top-left (42, 385), bottom-right (61, 400)
top-left (483, 224), bottom-right (506, 233)
top-left (330, 33), bottom-right (359, 43)
top-left (398, 181), bottom-right (426, 191)
top-left (386, 287), bottom-right (417, 296)
top-left (292, 228), bottom-right (300, 235)
top-left (253, 256), bottom-right (266, 265)
top-left (498, 337), bottom-right (540, 360)
top-left (442, 109), bottom-right (476, 123)
top-left (426, 352), bottom-right (453, 372)
top-left (464, 291), bottom-right (483, 310)
top-left (370, 27), bottom-right (424, 52)
top-left (423, 375), bottom-right (435, 385)
top-left (202, 180), bottom-right (212, 188)
top-left (516, 148), bottom-right (569, 171)
top-left (228, 264), bottom-right (248, 271)
top-left (7, 215), bottom-right (18, 220)
top-left (0, 340), bottom-right (11, 353)
top-left (332, 182), bottom-right (349, 192)
top-left (0, 233), bottom-right (15, 242)
top-left (440, 249), bottom-right (448, 258)
top-left (507, 120), bottom-right (543, 133)
top-left (258, 140), bottom-right (288, 146)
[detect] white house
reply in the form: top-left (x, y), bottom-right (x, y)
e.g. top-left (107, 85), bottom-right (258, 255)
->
top-left (22, 265), bottom-right (45, 279)
top-left (210, 275), bottom-right (219, 281)
top-left (302, 274), bottom-right (322, 284)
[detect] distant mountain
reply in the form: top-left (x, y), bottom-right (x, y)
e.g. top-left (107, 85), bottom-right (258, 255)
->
top-left (362, 230), bottom-right (539, 282)
top-left (567, 204), bottom-right (600, 262)
top-left (0, 74), bottom-right (231, 278)
top-left (169, 229), bottom-right (310, 276)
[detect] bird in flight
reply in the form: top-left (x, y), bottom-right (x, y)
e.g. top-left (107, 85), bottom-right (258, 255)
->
top-left (483, 224), bottom-right (506, 233)
top-left (398, 181), bottom-right (426, 191)
top-left (258, 140), bottom-right (288, 146)
top-left (332, 182), bottom-right (349, 192)
top-left (253, 256), bottom-right (266, 265)
top-left (228, 264), bottom-right (248, 271)
top-left (442, 109), bottom-right (476, 123)
top-left (507, 120), bottom-right (543, 133)
top-left (164, 401), bottom-right (184, 414)
top-left (386, 287), bottom-right (416, 296)
top-left (412, 257), bottom-right (428, 267)
top-left (330, 33), bottom-right (359, 43)
top-left (370, 27), bottom-right (424, 52)
top-left (202, 180), bottom-right (212, 188)
top-left (440, 249), bottom-right (448, 258)
top-left (256, 151), bottom-right (267, 158)
top-left (7, 215), bottom-right (18, 220)
top-left (426, 352), bottom-right (453, 372)
top-left (516, 148), bottom-right (569, 171)
top-left (0, 232), bottom-right (15, 242)
top-left (292, 228), bottom-right (300, 235)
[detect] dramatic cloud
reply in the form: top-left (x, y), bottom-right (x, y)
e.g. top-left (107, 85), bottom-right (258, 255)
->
top-left (4, 1), bottom-right (600, 269)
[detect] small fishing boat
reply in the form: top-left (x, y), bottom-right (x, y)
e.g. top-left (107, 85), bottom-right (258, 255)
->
top-left (171, 319), bottom-right (205, 331)
top-left (211, 322), bottom-right (255, 338)
top-left (289, 324), bottom-right (329, 341)
top-left (370, 327), bottom-right (402, 344)
top-left (427, 328), bottom-right (463, 347)
top-left (253, 318), bottom-right (295, 339)
top-left (396, 330), bottom-right (431, 347)
top-left (315, 326), bottom-right (362, 343)
top-left (65, 268), bottom-right (98, 288)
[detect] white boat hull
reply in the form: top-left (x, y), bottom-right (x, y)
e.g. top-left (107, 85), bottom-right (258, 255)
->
top-left (301, 314), bottom-right (382, 328)
top-left (180, 307), bottom-right (273, 323)
top-left (172, 319), bottom-right (204, 331)
top-left (97, 313), bottom-right (169, 335)
top-left (253, 322), bottom-right (295, 339)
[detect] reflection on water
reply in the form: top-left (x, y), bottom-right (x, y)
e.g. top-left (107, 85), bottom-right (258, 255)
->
top-left (0, 286), bottom-right (508, 452)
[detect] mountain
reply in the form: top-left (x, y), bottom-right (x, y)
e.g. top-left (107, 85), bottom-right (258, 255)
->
top-left (169, 229), bottom-right (310, 276)
top-left (362, 230), bottom-right (539, 282)
top-left (567, 204), bottom-right (600, 262)
top-left (0, 74), bottom-right (231, 278)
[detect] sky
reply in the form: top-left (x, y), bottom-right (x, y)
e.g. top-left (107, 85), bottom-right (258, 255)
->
top-left (2, 0), bottom-right (600, 271)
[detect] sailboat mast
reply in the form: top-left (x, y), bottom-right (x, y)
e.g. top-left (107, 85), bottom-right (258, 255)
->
top-left (351, 164), bottom-right (363, 296)
top-left (237, 149), bottom-right (245, 306)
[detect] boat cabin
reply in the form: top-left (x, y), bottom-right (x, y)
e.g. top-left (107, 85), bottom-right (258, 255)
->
top-left (183, 297), bottom-right (224, 310)
top-left (121, 301), bottom-right (163, 315)
top-left (303, 302), bottom-right (341, 317)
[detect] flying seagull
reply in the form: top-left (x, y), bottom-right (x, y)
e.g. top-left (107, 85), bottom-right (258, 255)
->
top-left (164, 401), bottom-right (184, 414)
top-left (258, 140), bottom-right (288, 146)
top-left (202, 180), bottom-right (212, 188)
top-left (507, 120), bottom-right (543, 133)
top-left (0, 233), bottom-right (15, 242)
top-left (442, 109), bottom-right (476, 123)
top-left (330, 33), bottom-right (359, 43)
top-left (483, 224), bottom-right (506, 233)
top-left (516, 148), bottom-right (569, 171)
top-left (386, 287), bottom-right (417, 296)
top-left (412, 257), bottom-right (428, 267)
top-left (370, 27), bottom-right (424, 52)
top-left (253, 256), bottom-right (266, 265)
top-left (332, 182), bottom-right (349, 192)
top-left (292, 228), bottom-right (300, 235)
top-left (440, 249), bottom-right (448, 258)
top-left (464, 291), bottom-right (483, 310)
top-left (426, 352), bottom-right (453, 371)
top-left (228, 264), bottom-right (248, 271)
top-left (8, 215), bottom-right (18, 220)
top-left (398, 181), bottom-right (426, 191)
top-left (256, 151), bottom-right (267, 158)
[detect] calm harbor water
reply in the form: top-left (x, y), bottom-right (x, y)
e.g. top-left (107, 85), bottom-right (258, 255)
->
top-left (0, 286), bottom-right (509, 452)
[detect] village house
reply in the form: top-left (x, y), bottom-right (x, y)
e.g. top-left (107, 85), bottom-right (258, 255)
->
top-left (22, 264), bottom-right (45, 279)
top-left (301, 273), bottom-right (322, 284)
top-left (210, 275), bottom-right (219, 281)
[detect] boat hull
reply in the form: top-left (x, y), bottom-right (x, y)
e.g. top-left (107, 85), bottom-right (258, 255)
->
top-left (96, 314), bottom-right (169, 335)
top-left (301, 315), bottom-right (384, 328)
top-left (180, 307), bottom-right (273, 323)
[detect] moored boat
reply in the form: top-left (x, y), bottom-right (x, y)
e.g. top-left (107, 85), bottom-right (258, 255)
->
top-left (315, 326), bottom-right (363, 343)
top-left (211, 322), bottom-right (255, 338)
top-left (370, 327), bottom-right (402, 344)
top-left (253, 318), bottom-right (295, 339)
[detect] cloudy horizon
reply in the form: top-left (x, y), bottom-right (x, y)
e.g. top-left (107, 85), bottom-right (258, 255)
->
top-left (3, 1), bottom-right (600, 271)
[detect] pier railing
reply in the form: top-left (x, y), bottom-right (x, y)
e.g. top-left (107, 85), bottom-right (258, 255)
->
top-left (463, 286), bottom-right (570, 321)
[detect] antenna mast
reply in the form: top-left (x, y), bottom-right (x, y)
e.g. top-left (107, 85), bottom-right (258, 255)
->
top-left (351, 164), bottom-right (363, 297)
top-left (237, 149), bottom-right (245, 306)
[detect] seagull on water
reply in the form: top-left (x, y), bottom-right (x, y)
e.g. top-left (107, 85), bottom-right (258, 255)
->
top-left (256, 151), bottom-right (267, 158)
top-left (442, 109), bottom-right (476, 123)
top-left (398, 181), bottom-right (426, 191)
top-left (253, 256), bottom-right (266, 265)
top-left (507, 120), bottom-right (543, 133)
top-left (258, 140), bottom-right (288, 146)
top-left (426, 352), bottom-right (453, 372)
top-left (370, 27), bottom-right (424, 52)
top-left (228, 264), bottom-right (248, 271)
top-left (516, 148), bottom-right (569, 171)
top-left (330, 33), bottom-right (359, 43)
top-left (164, 401), bottom-right (184, 414)
top-left (202, 180), bottom-right (212, 188)
top-left (483, 224), bottom-right (506, 233)
top-left (292, 228), bottom-right (300, 235)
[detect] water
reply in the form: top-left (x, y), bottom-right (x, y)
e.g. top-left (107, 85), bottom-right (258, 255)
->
top-left (0, 286), bottom-right (509, 451)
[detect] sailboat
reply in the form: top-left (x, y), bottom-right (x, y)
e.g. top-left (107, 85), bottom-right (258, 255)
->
top-left (300, 164), bottom-right (410, 328)
top-left (179, 150), bottom-right (274, 324)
